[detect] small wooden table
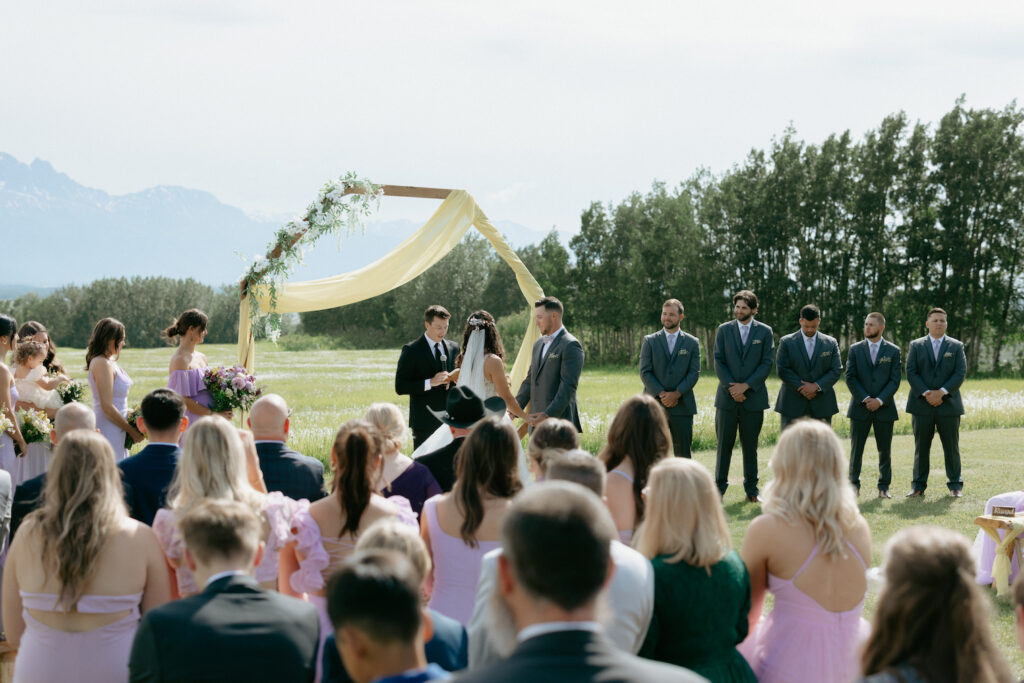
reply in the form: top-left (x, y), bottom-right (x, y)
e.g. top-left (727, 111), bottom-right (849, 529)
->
top-left (974, 514), bottom-right (1024, 597)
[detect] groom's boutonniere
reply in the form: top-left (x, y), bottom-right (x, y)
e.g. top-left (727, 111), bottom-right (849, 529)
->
top-left (550, 353), bottom-right (560, 359)
top-left (944, 351), bottom-right (953, 358)
top-left (879, 356), bottom-right (892, 363)
top-left (752, 339), bottom-right (762, 344)
top-left (821, 351), bottom-right (832, 357)
top-left (679, 349), bottom-right (688, 355)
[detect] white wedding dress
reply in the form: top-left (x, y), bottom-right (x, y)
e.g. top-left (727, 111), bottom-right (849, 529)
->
top-left (412, 329), bottom-right (532, 487)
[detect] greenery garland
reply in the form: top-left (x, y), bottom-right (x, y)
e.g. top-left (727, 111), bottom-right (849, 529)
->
top-left (241, 173), bottom-right (383, 340)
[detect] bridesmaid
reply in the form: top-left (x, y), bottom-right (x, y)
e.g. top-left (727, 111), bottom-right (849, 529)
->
top-left (17, 321), bottom-right (67, 376)
top-left (1, 314), bottom-right (29, 482)
top-left (166, 309), bottom-right (228, 431)
top-left (86, 318), bottom-right (142, 461)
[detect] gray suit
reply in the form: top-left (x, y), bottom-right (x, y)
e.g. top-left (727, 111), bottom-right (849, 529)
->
top-left (0, 469), bottom-right (11, 555)
top-left (845, 338), bottom-right (901, 491)
top-left (516, 328), bottom-right (584, 432)
top-left (774, 331), bottom-right (842, 430)
top-left (639, 329), bottom-right (700, 457)
top-left (713, 319), bottom-right (774, 497)
top-left (905, 335), bottom-right (967, 492)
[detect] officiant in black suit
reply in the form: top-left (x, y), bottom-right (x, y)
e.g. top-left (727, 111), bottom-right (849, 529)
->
top-left (639, 298), bottom-right (700, 457)
top-left (516, 297), bottom-right (584, 432)
top-left (845, 312), bottom-right (902, 498)
top-left (395, 305), bottom-right (460, 448)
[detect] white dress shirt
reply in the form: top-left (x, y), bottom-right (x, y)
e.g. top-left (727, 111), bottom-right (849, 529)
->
top-left (925, 335), bottom-right (949, 396)
top-left (804, 332), bottom-right (816, 359)
top-left (423, 333), bottom-right (447, 392)
top-left (663, 329), bottom-right (680, 355)
top-left (863, 339), bottom-right (884, 406)
top-left (541, 326), bottom-right (566, 359)
top-left (738, 319), bottom-right (752, 345)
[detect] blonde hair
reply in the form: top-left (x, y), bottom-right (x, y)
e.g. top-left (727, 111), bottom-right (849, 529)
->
top-left (355, 518), bottom-right (432, 588)
top-left (364, 403), bottom-right (406, 453)
top-left (30, 430), bottom-right (128, 610)
top-left (762, 420), bottom-right (859, 558)
top-left (634, 458), bottom-right (730, 568)
top-left (167, 416), bottom-right (263, 517)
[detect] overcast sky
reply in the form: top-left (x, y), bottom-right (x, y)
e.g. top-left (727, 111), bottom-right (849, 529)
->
top-left (3, 0), bottom-right (1023, 236)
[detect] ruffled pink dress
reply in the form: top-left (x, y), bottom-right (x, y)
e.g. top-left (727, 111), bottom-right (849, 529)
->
top-left (423, 495), bottom-right (502, 626)
top-left (153, 491), bottom-right (300, 596)
top-left (739, 543), bottom-right (870, 683)
top-left (14, 590), bottom-right (143, 683)
top-left (167, 367), bottom-right (213, 434)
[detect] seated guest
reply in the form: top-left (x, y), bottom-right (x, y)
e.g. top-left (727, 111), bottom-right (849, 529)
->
top-left (525, 417), bottom-right (579, 481)
top-left (2, 431), bottom-right (170, 682)
top-left (129, 499), bottom-right (320, 682)
top-left (600, 394), bottom-right (672, 542)
top-left (323, 519), bottom-right (468, 682)
top-left (635, 458), bottom-right (756, 682)
top-left (328, 550), bottom-right (453, 683)
top-left (457, 481), bottom-right (702, 683)
top-left (740, 420), bottom-right (872, 683)
top-left (973, 489), bottom-right (1024, 586)
top-left (417, 386), bottom-right (506, 492)
top-left (9, 401), bottom-right (95, 539)
top-left (468, 450), bottom-right (654, 669)
top-left (118, 388), bottom-right (188, 526)
top-left (857, 526), bottom-right (1014, 683)
top-left (280, 419), bottom-right (417, 672)
top-left (153, 416), bottom-right (300, 597)
top-left (249, 393), bottom-right (326, 501)
top-left (366, 402), bottom-right (441, 517)
top-left (422, 416), bottom-right (521, 626)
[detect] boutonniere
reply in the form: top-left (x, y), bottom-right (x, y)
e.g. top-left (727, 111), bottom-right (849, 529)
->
top-left (821, 351), bottom-right (832, 357)
top-left (879, 356), bottom-right (892, 363)
top-left (550, 353), bottom-right (560, 359)
top-left (678, 349), bottom-right (688, 355)
top-left (944, 351), bottom-right (953, 358)
top-left (752, 339), bottom-right (762, 345)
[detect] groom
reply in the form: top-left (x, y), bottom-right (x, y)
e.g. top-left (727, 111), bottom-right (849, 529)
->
top-left (516, 296), bottom-right (584, 432)
top-left (395, 305), bottom-right (460, 448)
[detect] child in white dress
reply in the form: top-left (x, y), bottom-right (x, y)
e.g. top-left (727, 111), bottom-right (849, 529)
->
top-left (13, 340), bottom-right (68, 413)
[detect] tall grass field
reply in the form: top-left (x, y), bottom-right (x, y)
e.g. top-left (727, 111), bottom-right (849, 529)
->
top-left (65, 343), bottom-right (1024, 674)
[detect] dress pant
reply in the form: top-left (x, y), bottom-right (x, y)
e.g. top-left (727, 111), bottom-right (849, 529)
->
top-left (910, 414), bottom-right (962, 492)
top-left (848, 415), bottom-right (894, 491)
top-left (664, 410), bottom-right (693, 458)
top-left (715, 408), bottom-right (763, 497)
top-left (779, 413), bottom-right (832, 432)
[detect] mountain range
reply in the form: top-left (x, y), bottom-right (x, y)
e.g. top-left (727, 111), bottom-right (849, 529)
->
top-left (0, 153), bottom-right (548, 294)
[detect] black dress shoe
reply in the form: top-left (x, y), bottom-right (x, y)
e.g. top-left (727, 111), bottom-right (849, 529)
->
top-left (745, 495), bottom-right (762, 503)
top-left (951, 489), bottom-right (963, 498)
top-left (878, 490), bottom-right (892, 499)
top-left (904, 489), bottom-right (925, 498)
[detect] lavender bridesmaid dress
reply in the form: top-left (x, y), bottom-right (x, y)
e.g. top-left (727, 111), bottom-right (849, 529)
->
top-left (167, 368), bottom-right (213, 431)
top-left (89, 363), bottom-right (132, 461)
top-left (1, 382), bottom-right (19, 488)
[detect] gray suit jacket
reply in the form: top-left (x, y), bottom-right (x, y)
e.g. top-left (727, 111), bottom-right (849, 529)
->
top-left (0, 469), bottom-right (11, 556)
top-left (515, 328), bottom-right (584, 431)
top-left (774, 331), bottom-right (842, 419)
top-left (639, 330), bottom-right (700, 416)
top-left (845, 339), bottom-right (901, 421)
top-left (713, 319), bottom-right (774, 412)
top-left (904, 335), bottom-right (966, 416)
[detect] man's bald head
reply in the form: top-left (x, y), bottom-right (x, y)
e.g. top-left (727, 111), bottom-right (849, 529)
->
top-left (53, 402), bottom-right (96, 443)
top-left (248, 393), bottom-right (290, 441)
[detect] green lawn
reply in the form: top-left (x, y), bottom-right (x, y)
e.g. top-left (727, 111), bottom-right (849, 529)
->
top-left (63, 342), bottom-right (1024, 674)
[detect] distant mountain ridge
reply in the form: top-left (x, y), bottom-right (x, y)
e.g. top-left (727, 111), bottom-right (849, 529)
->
top-left (0, 153), bottom-right (549, 289)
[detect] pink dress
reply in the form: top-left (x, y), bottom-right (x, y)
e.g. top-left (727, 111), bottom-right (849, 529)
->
top-left (973, 490), bottom-right (1024, 585)
top-left (740, 543), bottom-right (870, 683)
top-left (153, 492), bottom-right (300, 596)
top-left (423, 495), bottom-right (501, 626)
top-left (88, 363), bottom-right (132, 461)
top-left (14, 590), bottom-right (143, 683)
top-left (167, 368), bottom-right (213, 434)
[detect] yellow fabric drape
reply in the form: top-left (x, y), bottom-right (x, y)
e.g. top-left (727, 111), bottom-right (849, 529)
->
top-left (238, 190), bottom-right (544, 392)
top-left (980, 519), bottom-right (1024, 597)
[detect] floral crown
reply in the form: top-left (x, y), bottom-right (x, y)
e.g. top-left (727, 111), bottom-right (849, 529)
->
top-left (468, 316), bottom-right (489, 329)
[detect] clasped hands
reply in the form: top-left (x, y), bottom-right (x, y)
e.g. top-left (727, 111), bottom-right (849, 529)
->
top-left (923, 389), bottom-right (945, 407)
top-left (728, 382), bottom-right (750, 402)
top-left (658, 390), bottom-right (682, 408)
top-left (797, 381), bottom-right (821, 400)
top-left (524, 412), bottom-right (549, 426)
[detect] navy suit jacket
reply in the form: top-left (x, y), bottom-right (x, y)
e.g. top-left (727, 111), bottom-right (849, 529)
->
top-left (639, 330), bottom-right (700, 416)
top-left (9, 472), bottom-right (46, 541)
top-left (713, 319), bottom-right (775, 412)
top-left (119, 443), bottom-right (181, 526)
top-left (774, 331), bottom-right (842, 419)
top-left (255, 441), bottom-right (326, 502)
top-left (904, 335), bottom-right (967, 416)
top-left (845, 339), bottom-right (901, 421)
top-left (417, 437), bottom-right (465, 494)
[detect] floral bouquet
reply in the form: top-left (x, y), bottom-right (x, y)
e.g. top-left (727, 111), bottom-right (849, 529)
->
top-left (125, 405), bottom-right (142, 449)
top-left (17, 407), bottom-right (52, 445)
top-left (56, 379), bottom-right (85, 404)
top-left (0, 413), bottom-right (13, 436)
top-left (203, 366), bottom-right (263, 413)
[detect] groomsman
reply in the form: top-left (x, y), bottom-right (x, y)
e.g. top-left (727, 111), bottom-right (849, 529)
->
top-left (845, 312), bottom-right (901, 498)
top-left (713, 290), bottom-right (774, 502)
top-left (516, 297), bottom-right (584, 432)
top-left (905, 307), bottom-right (966, 498)
top-left (639, 299), bottom-right (700, 457)
top-left (395, 305), bottom-right (460, 448)
top-left (774, 305), bottom-right (842, 431)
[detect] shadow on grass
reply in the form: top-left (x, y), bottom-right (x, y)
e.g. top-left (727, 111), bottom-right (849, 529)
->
top-left (723, 500), bottom-right (765, 523)
top-left (888, 495), bottom-right (956, 519)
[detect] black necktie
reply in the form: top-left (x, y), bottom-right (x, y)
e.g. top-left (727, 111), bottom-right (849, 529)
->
top-left (435, 343), bottom-right (443, 370)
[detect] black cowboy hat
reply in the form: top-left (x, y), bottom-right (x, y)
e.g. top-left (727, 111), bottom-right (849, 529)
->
top-left (427, 385), bottom-right (506, 429)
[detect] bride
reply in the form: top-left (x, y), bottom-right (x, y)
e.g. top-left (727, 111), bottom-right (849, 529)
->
top-left (412, 310), bottom-right (532, 485)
